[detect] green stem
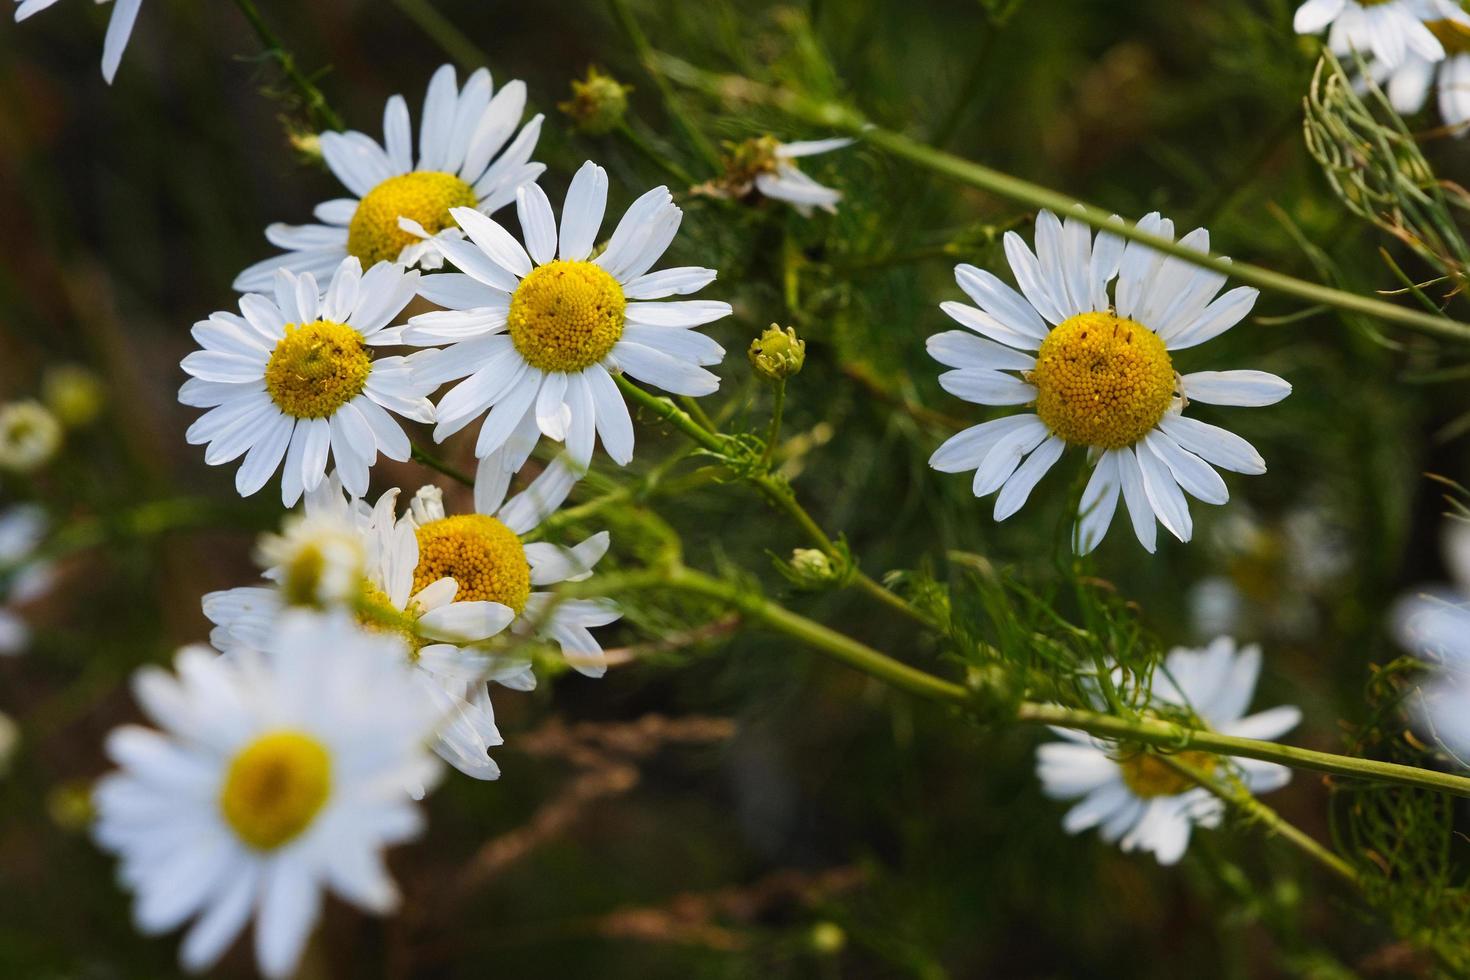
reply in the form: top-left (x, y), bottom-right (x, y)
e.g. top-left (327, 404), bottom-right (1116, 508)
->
top-left (388, 0), bottom-right (487, 71)
top-left (228, 0), bottom-right (344, 132)
top-left (761, 380), bottom-right (786, 468)
top-left (649, 54), bottom-right (1470, 344)
top-left (590, 563), bottom-right (1470, 800)
top-left (614, 120), bottom-right (696, 187)
top-left (606, 0), bottom-right (721, 168)
top-left (412, 443), bottom-right (474, 488)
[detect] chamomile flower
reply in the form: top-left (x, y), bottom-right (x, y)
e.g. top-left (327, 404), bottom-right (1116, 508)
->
top-left (13, 0), bottom-right (142, 83)
top-left (253, 510), bottom-right (366, 608)
top-left (0, 400), bottom-right (63, 473)
top-left (92, 611), bottom-right (440, 979)
top-left (697, 135), bottom-right (853, 215)
top-left (1392, 520), bottom-right (1470, 762)
top-left (1362, 2), bottom-right (1470, 132)
top-left (180, 258), bottom-right (433, 506)
top-left (927, 209), bottom-right (1291, 553)
top-left (405, 160), bottom-right (731, 469)
top-left (1295, 0), bottom-right (1444, 68)
top-left (1036, 637), bottom-right (1300, 865)
top-left (0, 505), bottom-right (54, 655)
top-left (233, 65), bottom-right (544, 292)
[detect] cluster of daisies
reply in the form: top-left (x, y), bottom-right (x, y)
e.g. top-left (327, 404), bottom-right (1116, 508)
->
top-left (1296, 0), bottom-right (1470, 132)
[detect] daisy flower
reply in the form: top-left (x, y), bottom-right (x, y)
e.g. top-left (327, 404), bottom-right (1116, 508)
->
top-left (1392, 520), bottom-right (1470, 762)
top-left (0, 399), bottom-right (63, 473)
top-left (404, 160), bottom-right (731, 471)
top-left (1294, 0), bottom-right (1444, 69)
top-left (0, 505), bottom-right (54, 655)
top-left (13, 0), bottom-right (142, 83)
top-left (1361, 2), bottom-right (1470, 132)
top-left (92, 611), bottom-right (440, 979)
top-left (180, 257), bottom-right (433, 506)
top-left (927, 209), bottom-right (1291, 553)
top-left (233, 64), bottom-right (544, 292)
top-left (1036, 637), bottom-right (1301, 865)
top-left (697, 135), bottom-right (853, 215)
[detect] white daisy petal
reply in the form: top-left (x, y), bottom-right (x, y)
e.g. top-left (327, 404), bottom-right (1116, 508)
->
top-left (1182, 370), bottom-right (1292, 407)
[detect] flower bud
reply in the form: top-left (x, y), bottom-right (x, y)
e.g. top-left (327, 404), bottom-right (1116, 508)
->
top-left (42, 364), bottom-right (105, 429)
top-left (558, 67), bottom-right (632, 136)
top-left (0, 401), bottom-right (63, 473)
top-left (748, 324), bottom-right (805, 381)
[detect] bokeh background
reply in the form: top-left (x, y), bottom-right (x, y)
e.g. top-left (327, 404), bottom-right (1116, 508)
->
top-left (2, 0), bottom-right (1467, 975)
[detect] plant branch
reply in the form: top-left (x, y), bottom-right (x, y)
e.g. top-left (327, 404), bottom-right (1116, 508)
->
top-left (229, 0), bottom-right (344, 132)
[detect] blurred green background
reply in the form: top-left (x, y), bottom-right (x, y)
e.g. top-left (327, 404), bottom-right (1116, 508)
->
top-left (3, 0), bottom-right (1469, 975)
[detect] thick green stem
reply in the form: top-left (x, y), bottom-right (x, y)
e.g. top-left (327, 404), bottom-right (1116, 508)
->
top-left (649, 54), bottom-right (1470, 344)
top-left (229, 0), bottom-right (344, 132)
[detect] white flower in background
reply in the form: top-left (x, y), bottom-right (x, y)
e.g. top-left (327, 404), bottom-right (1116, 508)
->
top-left (92, 612), bottom-right (440, 979)
top-left (927, 209), bottom-right (1291, 553)
top-left (1294, 0), bottom-right (1444, 69)
top-left (0, 710), bottom-right (17, 776)
top-left (180, 258), bottom-right (433, 505)
top-left (0, 505), bottom-right (55, 655)
top-left (254, 511), bottom-right (366, 608)
top-left (234, 64), bottom-right (544, 292)
top-left (0, 400), bottom-right (63, 473)
top-left (1392, 520), bottom-right (1470, 763)
top-left (404, 160), bottom-right (731, 471)
top-left (1036, 637), bottom-right (1300, 865)
top-left (1360, 2), bottom-right (1470, 132)
top-left (699, 135), bottom-right (853, 215)
top-left (13, 0), bottom-right (142, 83)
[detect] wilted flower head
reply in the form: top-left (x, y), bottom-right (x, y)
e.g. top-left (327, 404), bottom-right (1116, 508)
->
top-left (559, 66), bottom-right (632, 135)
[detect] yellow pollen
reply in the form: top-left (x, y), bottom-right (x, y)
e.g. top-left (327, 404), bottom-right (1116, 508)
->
top-left (508, 260), bottom-right (626, 373)
top-left (1117, 750), bottom-right (1217, 799)
top-left (219, 731), bottom-right (331, 851)
top-left (1028, 311), bottom-right (1176, 449)
top-left (1426, 19), bottom-right (1470, 56)
top-left (412, 514), bottom-right (531, 614)
top-left (347, 171), bottom-right (478, 268)
top-left (355, 579), bottom-right (426, 659)
top-left (264, 320), bottom-right (372, 419)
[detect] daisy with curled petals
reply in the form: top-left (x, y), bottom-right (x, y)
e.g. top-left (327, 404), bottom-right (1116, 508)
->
top-left (93, 611), bottom-right (440, 980)
top-left (927, 209), bottom-right (1291, 553)
top-left (1294, 0), bottom-right (1444, 69)
top-left (233, 64), bottom-right (544, 292)
top-left (180, 257), bottom-right (433, 506)
top-left (1362, 2), bottom-right (1470, 133)
top-left (13, 0), bottom-right (142, 83)
top-left (404, 160), bottom-right (732, 474)
top-left (1037, 637), bottom-right (1300, 865)
top-left (1393, 521), bottom-right (1470, 763)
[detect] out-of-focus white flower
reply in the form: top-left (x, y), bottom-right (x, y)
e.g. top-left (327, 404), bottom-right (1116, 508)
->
top-left (0, 400), bottom-right (63, 473)
top-left (92, 611), bottom-right (440, 979)
top-left (12, 0), bottom-right (143, 83)
top-left (696, 135), bottom-right (853, 215)
top-left (1036, 638), bottom-right (1300, 865)
top-left (1361, 3), bottom-right (1470, 133)
top-left (1393, 520), bottom-right (1470, 762)
top-left (1294, 0), bottom-right (1444, 69)
top-left (0, 505), bottom-right (55, 655)
top-left (233, 64), bottom-right (544, 292)
top-left (254, 511), bottom-right (366, 609)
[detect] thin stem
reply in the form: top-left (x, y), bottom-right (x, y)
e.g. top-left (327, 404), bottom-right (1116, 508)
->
top-left (587, 563), bottom-right (1470, 800)
top-left (649, 54), bottom-right (1470, 344)
top-left (614, 120), bottom-right (696, 187)
top-left (412, 443), bottom-right (474, 487)
top-left (389, 0), bottom-right (487, 71)
top-left (761, 379), bottom-right (786, 468)
top-left (606, 0), bottom-right (721, 168)
top-left (228, 0), bottom-right (344, 132)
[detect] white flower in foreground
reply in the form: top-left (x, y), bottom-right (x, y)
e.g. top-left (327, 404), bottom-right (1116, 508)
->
top-left (1295, 0), bottom-right (1444, 68)
top-left (13, 0), bottom-right (142, 83)
top-left (234, 64), bottom-right (544, 292)
top-left (1362, 3), bottom-right (1470, 132)
top-left (404, 160), bottom-right (731, 470)
top-left (0, 400), bottom-right (63, 473)
top-left (0, 505), bottom-right (55, 655)
top-left (1037, 638), bottom-right (1300, 865)
top-left (927, 209), bottom-right (1291, 553)
top-left (180, 258), bottom-right (433, 505)
top-left (93, 612), bottom-right (440, 979)
top-left (1392, 520), bottom-right (1470, 762)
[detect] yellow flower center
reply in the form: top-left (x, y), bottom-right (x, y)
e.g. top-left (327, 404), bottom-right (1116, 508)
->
top-left (508, 260), bottom-right (626, 373)
top-left (1426, 19), bottom-right (1470, 56)
top-left (347, 171), bottom-right (479, 268)
top-left (355, 579), bottom-right (427, 659)
top-left (1028, 311), bottom-right (1176, 449)
top-left (264, 320), bottom-right (373, 419)
top-left (1117, 750), bottom-right (1217, 799)
top-left (412, 514), bottom-right (531, 613)
top-left (219, 731), bottom-right (332, 851)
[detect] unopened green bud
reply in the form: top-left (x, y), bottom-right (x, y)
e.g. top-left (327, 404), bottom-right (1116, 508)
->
top-left (42, 364), bottom-right (105, 429)
top-left (558, 67), bottom-right (632, 136)
top-left (748, 324), bottom-right (805, 381)
top-left (790, 548), bottom-right (832, 578)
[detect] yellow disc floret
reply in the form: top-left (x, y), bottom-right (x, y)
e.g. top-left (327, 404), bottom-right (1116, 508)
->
top-left (1028, 311), bottom-right (1176, 449)
top-left (354, 579), bottom-right (426, 659)
top-left (1426, 19), bottom-right (1470, 55)
top-left (264, 320), bottom-right (372, 419)
top-left (1117, 749), bottom-right (1217, 799)
top-left (412, 514), bottom-right (531, 613)
top-left (219, 730), bottom-right (332, 851)
top-left (507, 260), bottom-right (626, 373)
top-left (347, 171), bottom-right (479, 268)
